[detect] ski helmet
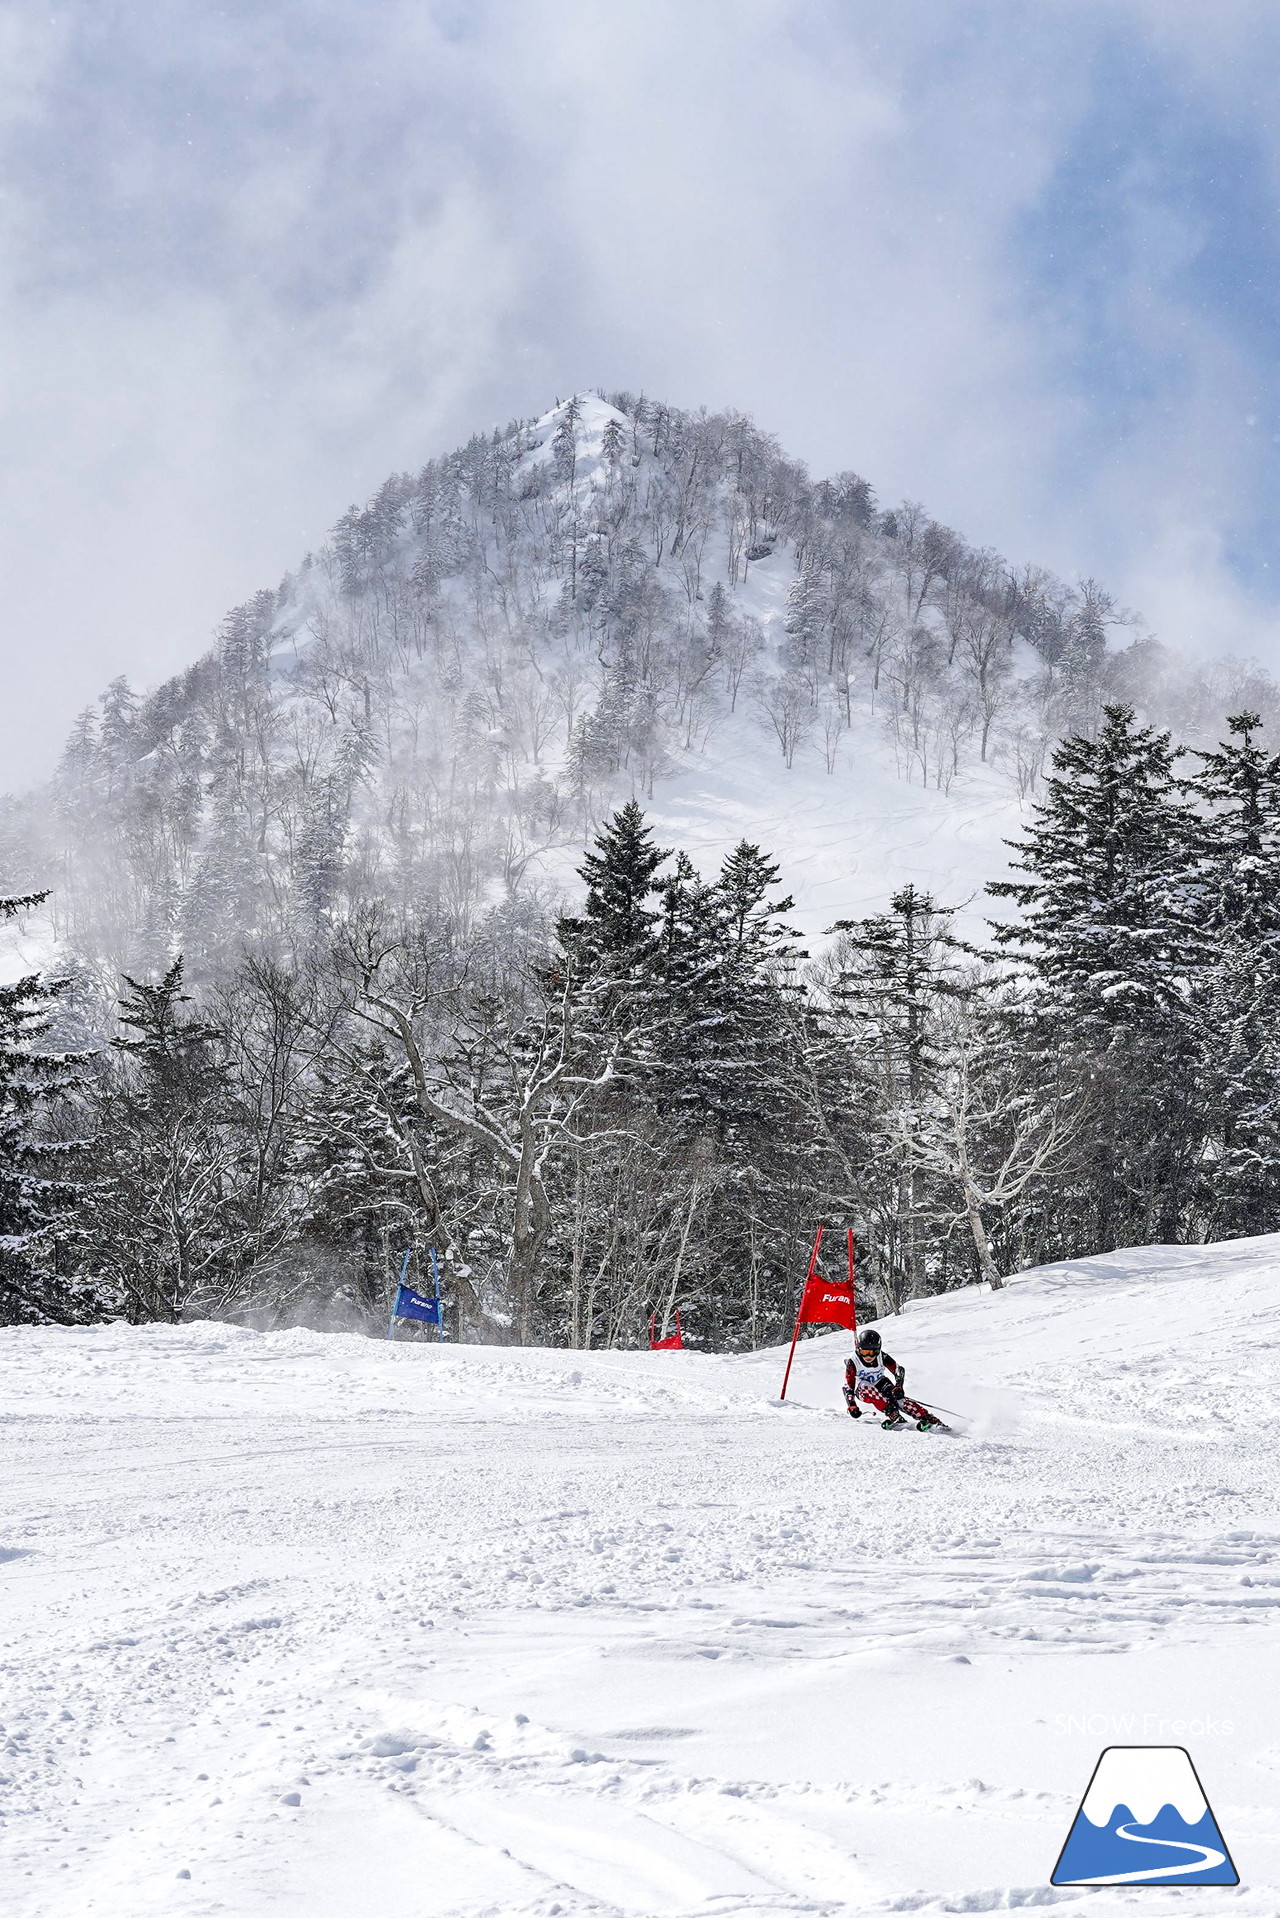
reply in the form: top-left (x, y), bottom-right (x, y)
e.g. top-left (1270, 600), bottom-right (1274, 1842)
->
top-left (855, 1328), bottom-right (882, 1361)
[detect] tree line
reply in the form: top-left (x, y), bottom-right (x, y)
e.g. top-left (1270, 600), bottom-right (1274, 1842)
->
top-left (6, 390), bottom-right (1260, 992)
top-left (5, 703), bottom-right (1280, 1341)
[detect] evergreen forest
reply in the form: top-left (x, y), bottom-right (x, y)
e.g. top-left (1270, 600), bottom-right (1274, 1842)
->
top-left (4, 394), bottom-right (1280, 1342)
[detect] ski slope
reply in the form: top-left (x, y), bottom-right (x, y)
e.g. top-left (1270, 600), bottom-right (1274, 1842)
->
top-left (515, 401), bottom-right (1025, 944)
top-left (4, 1237), bottom-right (1280, 1916)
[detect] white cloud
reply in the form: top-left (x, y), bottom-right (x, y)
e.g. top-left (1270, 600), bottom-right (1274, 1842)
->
top-left (3, 0), bottom-right (1279, 790)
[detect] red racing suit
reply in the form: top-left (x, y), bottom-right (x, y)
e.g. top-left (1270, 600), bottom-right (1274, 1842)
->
top-left (843, 1349), bottom-right (934, 1423)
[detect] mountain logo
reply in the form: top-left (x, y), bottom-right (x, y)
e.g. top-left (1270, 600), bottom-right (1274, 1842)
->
top-left (1051, 1746), bottom-right (1238, 1886)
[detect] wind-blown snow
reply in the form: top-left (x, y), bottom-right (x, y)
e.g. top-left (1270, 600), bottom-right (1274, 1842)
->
top-left (4, 1236), bottom-right (1280, 1914)
top-left (0, 911), bottom-right (55, 987)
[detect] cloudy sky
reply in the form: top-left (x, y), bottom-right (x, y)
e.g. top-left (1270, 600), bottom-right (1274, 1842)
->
top-left (3, 0), bottom-right (1279, 787)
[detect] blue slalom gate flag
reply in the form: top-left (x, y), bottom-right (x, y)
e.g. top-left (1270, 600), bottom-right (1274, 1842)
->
top-left (393, 1283), bottom-right (441, 1326)
top-left (387, 1247), bottom-right (446, 1341)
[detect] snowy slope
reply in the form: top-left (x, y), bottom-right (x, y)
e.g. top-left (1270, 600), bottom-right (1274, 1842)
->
top-left (518, 684), bottom-right (1019, 946)
top-left (634, 696), bottom-right (1018, 937)
top-left (0, 910), bottom-right (50, 987)
top-left (4, 390), bottom-right (1044, 979)
top-left (513, 398), bottom-right (1020, 936)
top-left (510, 401), bottom-right (1022, 938)
top-left (4, 1237), bottom-right (1280, 1915)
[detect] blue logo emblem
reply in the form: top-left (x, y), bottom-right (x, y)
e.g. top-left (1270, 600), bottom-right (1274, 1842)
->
top-left (1051, 1746), bottom-right (1237, 1886)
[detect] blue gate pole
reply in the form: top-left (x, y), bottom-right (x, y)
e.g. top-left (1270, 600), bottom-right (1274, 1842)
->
top-left (387, 1247), bottom-right (412, 1339)
top-left (429, 1246), bottom-right (444, 1342)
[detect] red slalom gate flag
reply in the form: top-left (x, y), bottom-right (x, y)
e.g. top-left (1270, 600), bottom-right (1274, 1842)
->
top-left (649, 1309), bottom-right (684, 1351)
top-left (797, 1275), bottom-right (856, 1328)
top-left (780, 1228), bottom-right (857, 1399)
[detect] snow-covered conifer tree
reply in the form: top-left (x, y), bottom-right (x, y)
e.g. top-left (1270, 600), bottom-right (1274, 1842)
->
top-left (87, 960), bottom-right (241, 1321)
top-left (0, 892), bottom-right (97, 1325)
top-left (825, 886), bottom-right (971, 1308)
top-left (1190, 713), bottom-right (1280, 1235)
top-left (567, 800), bottom-right (670, 969)
top-left (990, 703), bottom-right (1206, 1246)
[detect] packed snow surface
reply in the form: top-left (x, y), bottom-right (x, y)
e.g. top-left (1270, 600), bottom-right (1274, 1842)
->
top-left (4, 1237), bottom-right (1280, 1915)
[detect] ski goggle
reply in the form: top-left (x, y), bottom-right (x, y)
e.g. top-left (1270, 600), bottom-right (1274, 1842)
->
top-left (855, 1344), bottom-right (879, 1362)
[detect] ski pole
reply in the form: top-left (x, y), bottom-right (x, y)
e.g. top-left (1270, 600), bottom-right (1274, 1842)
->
top-left (915, 1398), bottom-right (967, 1421)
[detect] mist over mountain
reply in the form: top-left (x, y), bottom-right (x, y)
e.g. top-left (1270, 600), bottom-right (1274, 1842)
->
top-left (6, 389), bottom-right (1272, 983)
top-left (6, 391), bottom-right (1280, 1344)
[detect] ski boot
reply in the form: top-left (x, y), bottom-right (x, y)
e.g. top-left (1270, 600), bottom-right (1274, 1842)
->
top-left (916, 1414), bottom-right (951, 1433)
top-left (881, 1386), bottom-right (907, 1429)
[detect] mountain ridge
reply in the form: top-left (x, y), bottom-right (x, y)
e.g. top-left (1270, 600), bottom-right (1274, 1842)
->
top-left (3, 388), bottom-right (1275, 984)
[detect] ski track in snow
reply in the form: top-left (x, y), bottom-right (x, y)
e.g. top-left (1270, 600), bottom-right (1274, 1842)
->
top-left (4, 1240), bottom-right (1280, 1914)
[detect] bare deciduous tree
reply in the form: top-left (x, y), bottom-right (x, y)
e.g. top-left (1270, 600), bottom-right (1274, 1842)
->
top-left (753, 672), bottom-right (815, 768)
top-left (906, 991), bottom-right (1079, 1289)
top-left (330, 913), bottom-right (641, 1340)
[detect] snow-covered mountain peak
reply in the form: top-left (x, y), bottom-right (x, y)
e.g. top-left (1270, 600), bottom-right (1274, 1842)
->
top-left (523, 393), bottom-right (631, 470)
top-left (1081, 1747), bottom-right (1208, 1829)
top-left (510, 392), bottom-right (638, 516)
top-left (5, 386), bottom-right (1256, 978)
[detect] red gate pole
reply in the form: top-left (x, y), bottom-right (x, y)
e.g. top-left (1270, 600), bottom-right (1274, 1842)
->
top-left (847, 1227), bottom-right (856, 1335)
top-left (779, 1226), bottom-right (824, 1400)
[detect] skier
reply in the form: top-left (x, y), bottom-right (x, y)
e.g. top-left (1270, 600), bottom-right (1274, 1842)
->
top-left (844, 1328), bottom-right (947, 1431)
